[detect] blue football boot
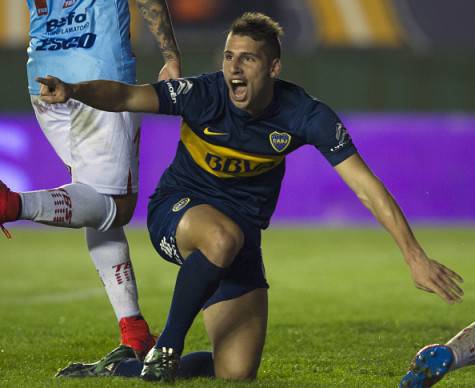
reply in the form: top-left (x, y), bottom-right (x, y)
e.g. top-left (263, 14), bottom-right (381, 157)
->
top-left (399, 344), bottom-right (454, 387)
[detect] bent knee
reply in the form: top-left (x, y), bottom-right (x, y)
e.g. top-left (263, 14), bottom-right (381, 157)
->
top-left (216, 366), bottom-right (257, 381)
top-left (112, 194), bottom-right (137, 227)
top-left (202, 224), bottom-right (244, 267)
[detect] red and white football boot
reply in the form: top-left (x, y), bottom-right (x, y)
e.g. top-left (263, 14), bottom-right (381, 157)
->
top-left (0, 180), bottom-right (21, 239)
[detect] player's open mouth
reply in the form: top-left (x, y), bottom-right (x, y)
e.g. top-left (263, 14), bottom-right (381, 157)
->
top-left (231, 79), bottom-right (248, 102)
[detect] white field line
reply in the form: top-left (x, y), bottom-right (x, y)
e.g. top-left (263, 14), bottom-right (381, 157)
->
top-left (2, 287), bottom-right (104, 305)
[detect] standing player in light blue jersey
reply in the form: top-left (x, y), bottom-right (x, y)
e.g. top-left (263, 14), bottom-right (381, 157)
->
top-left (0, 0), bottom-right (181, 371)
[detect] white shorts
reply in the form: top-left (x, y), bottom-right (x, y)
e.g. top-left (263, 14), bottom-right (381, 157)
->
top-left (31, 95), bottom-right (140, 195)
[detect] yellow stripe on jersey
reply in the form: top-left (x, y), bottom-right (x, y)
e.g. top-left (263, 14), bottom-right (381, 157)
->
top-left (180, 122), bottom-right (284, 179)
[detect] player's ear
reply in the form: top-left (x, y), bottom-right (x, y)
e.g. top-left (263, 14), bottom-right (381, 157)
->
top-left (269, 58), bottom-right (281, 79)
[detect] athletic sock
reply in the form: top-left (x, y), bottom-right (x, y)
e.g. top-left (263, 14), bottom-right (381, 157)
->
top-left (446, 321), bottom-right (475, 370)
top-left (19, 183), bottom-right (116, 231)
top-left (178, 351), bottom-right (214, 378)
top-left (156, 250), bottom-right (227, 354)
top-left (113, 351), bottom-right (214, 378)
top-left (86, 227), bottom-right (140, 320)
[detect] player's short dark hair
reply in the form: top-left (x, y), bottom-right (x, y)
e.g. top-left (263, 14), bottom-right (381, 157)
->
top-left (229, 12), bottom-right (283, 59)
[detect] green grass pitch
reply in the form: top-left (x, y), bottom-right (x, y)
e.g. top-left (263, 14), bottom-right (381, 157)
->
top-left (1, 227), bottom-right (474, 387)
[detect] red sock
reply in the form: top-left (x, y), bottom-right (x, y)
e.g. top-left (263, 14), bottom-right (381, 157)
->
top-left (0, 186), bottom-right (21, 222)
top-left (119, 315), bottom-right (155, 359)
top-left (0, 184), bottom-right (21, 238)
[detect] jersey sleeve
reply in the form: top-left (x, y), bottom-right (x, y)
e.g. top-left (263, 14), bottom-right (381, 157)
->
top-left (302, 101), bottom-right (357, 166)
top-left (152, 74), bottom-right (218, 122)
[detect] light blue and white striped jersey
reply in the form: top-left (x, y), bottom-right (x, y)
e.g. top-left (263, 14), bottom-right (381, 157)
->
top-left (27, 0), bottom-right (136, 95)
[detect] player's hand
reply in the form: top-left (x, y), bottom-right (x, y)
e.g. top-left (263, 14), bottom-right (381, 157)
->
top-left (407, 253), bottom-right (464, 304)
top-left (36, 75), bottom-right (72, 104)
top-left (158, 59), bottom-right (181, 81)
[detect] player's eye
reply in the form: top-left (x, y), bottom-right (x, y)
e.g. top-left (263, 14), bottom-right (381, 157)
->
top-left (224, 53), bottom-right (232, 61)
top-left (243, 55), bottom-right (255, 62)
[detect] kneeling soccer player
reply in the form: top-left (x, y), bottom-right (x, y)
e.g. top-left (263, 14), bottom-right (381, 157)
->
top-left (36, 12), bottom-right (464, 382)
top-left (400, 321), bottom-right (475, 387)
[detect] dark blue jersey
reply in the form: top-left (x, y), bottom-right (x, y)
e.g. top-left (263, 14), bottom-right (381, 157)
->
top-left (152, 72), bottom-right (357, 229)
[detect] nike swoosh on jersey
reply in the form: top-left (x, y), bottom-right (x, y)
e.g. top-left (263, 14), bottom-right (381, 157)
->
top-left (203, 127), bottom-right (228, 136)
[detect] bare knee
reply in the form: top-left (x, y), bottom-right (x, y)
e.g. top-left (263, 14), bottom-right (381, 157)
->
top-left (201, 223), bottom-right (244, 268)
top-left (111, 194), bottom-right (137, 227)
top-left (176, 205), bottom-right (244, 266)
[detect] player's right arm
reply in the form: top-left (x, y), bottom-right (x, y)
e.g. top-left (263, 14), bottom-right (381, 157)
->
top-left (36, 76), bottom-right (159, 113)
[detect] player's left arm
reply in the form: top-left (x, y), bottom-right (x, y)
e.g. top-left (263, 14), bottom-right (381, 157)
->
top-left (334, 153), bottom-right (464, 304)
top-left (136, 0), bottom-right (181, 80)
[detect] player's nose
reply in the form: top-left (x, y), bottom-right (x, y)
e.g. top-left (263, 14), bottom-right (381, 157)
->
top-left (230, 58), bottom-right (242, 74)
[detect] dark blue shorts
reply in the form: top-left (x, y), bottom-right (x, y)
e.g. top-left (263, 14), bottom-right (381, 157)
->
top-left (147, 191), bottom-right (269, 309)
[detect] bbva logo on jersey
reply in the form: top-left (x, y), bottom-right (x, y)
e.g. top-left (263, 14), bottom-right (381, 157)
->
top-left (269, 131), bottom-right (291, 153)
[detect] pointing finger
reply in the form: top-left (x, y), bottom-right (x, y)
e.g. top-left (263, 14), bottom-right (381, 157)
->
top-left (35, 76), bottom-right (55, 87)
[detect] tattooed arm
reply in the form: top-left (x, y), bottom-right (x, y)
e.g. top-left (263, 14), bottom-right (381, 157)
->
top-left (136, 0), bottom-right (182, 80)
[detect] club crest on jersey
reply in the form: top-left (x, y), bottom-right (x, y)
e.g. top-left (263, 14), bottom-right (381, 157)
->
top-left (63, 0), bottom-right (77, 8)
top-left (34, 0), bottom-right (48, 16)
top-left (172, 197), bottom-right (191, 212)
top-left (269, 131), bottom-right (291, 153)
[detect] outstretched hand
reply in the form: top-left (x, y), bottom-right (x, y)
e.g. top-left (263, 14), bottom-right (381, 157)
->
top-left (158, 59), bottom-right (181, 81)
top-left (408, 253), bottom-right (464, 304)
top-left (36, 75), bottom-right (71, 104)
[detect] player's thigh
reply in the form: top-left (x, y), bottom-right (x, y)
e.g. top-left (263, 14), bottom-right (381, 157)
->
top-left (31, 95), bottom-right (73, 168)
top-left (69, 101), bottom-right (141, 195)
top-left (148, 194), bottom-right (210, 266)
top-left (203, 288), bottom-right (268, 380)
top-left (176, 204), bottom-right (244, 263)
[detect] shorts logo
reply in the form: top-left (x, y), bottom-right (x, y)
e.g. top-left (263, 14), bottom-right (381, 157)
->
top-left (159, 236), bottom-right (183, 265)
top-left (269, 131), bottom-right (291, 153)
top-left (34, 0), bottom-right (48, 16)
top-left (172, 197), bottom-right (191, 212)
